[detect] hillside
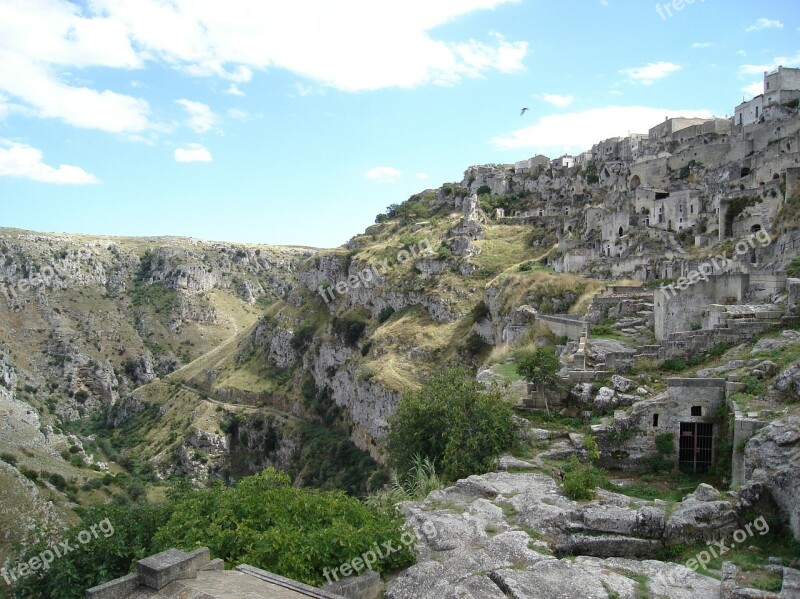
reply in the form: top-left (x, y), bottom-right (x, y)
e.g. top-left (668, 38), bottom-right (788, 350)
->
top-left (2, 104), bottom-right (800, 598)
top-left (0, 230), bottom-right (314, 563)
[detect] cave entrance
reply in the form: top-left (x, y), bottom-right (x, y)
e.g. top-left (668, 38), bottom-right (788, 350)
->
top-left (678, 422), bottom-right (713, 474)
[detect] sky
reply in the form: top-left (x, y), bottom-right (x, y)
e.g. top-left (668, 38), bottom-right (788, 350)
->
top-left (0, 0), bottom-right (798, 248)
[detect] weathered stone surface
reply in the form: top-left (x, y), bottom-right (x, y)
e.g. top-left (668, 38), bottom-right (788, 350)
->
top-left (774, 361), bottom-right (800, 398)
top-left (386, 472), bottom-right (727, 598)
top-left (612, 374), bottom-right (634, 392)
top-left (743, 416), bottom-right (800, 540)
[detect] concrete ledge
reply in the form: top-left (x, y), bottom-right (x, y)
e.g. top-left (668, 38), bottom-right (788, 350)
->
top-left (236, 564), bottom-right (346, 598)
top-left (86, 572), bottom-right (140, 599)
top-left (136, 547), bottom-right (210, 590)
top-left (202, 558), bottom-right (225, 571)
top-left (323, 570), bottom-right (383, 599)
top-left (666, 377), bottom-right (726, 388)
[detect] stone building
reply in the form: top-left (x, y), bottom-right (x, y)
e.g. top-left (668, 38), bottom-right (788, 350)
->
top-left (735, 66), bottom-right (800, 127)
top-left (648, 117), bottom-right (710, 142)
top-left (594, 378), bottom-right (727, 473)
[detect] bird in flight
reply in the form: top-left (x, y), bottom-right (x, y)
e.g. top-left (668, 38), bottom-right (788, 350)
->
top-left (520, 107), bottom-right (529, 116)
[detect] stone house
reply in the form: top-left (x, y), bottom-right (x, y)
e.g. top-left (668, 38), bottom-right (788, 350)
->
top-left (594, 378), bottom-right (727, 473)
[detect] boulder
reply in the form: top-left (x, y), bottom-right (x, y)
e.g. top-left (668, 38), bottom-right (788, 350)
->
top-left (774, 361), bottom-right (800, 398)
top-left (743, 416), bottom-right (800, 540)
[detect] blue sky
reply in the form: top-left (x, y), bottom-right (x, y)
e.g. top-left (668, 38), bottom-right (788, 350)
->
top-left (0, 0), bottom-right (798, 248)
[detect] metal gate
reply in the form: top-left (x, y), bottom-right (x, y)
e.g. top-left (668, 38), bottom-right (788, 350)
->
top-left (679, 422), bottom-right (713, 474)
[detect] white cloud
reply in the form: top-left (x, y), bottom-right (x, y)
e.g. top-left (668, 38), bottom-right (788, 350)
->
top-left (742, 81), bottom-right (764, 98)
top-left (175, 99), bottom-right (218, 133)
top-left (542, 94), bottom-right (574, 107)
top-left (364, 166), bottom-right (402, 184)
top-left (739, 51), bottom-right (800, 76)
top-left (88, 0), bottom-right (528, 92)
top-left (224, 84), bottom-right (244, 96)
top-left (227, 108), bottom-right (248, 120)
top-left (736, 50), bottom-right (747, 57)
top-left (691, 42), bottom-right (712, 48)
top-left (621, 62), bottom-right (682, 85)
top-left (0, 52), bottom-right (151, 133)
top-left (745, 18), bottom-right (783, 32)
top-left (416, 172), bottom-right (429, 180)
top-left (0, 141), bottom-right (100, 184)
top-left (490, 105), bottom-right (713, 155)
top-left (174, 143), bottom-right (212, 162)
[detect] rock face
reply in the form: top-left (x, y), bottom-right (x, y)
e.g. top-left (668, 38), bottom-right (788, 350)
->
top-left (742, 416), bottom-right (800, 540)
top-left (385, 471), bottom-right (721, 599)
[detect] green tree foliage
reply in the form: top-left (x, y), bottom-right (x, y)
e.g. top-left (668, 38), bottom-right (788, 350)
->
top-left (561, 455), bottom-right (606, 501)
top-left (10, 469), bottom-right (411, 596)
top-left (10, 502), bottom-right (173, 599)
top-left (515, 346), bottom-right (561, 388)
top-left (152, 469), bottom-right (413, 586)
top-left (387, 367), bottom-right (514, 483)
top-left (584, 161), bottom-right (600, 184)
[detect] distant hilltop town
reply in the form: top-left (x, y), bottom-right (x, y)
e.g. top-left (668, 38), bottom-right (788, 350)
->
top-left (460, 65), bottom-right (800, 283)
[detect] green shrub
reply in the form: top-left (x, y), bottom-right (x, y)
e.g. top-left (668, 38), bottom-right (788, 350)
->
top-left (377, 306), bottom-right (396, 323)
top-left (47, 472), bottom-right (67, 490)
top-left (290, 325), bottom-right (317, 353)
top-left (744, 376), bottom-right (765, 396)
top-left (0, 452), bottom-right (17, 466)
top-left (660, 358), bottom-right (687, 372)
top-left (153, 468), bottom-right (413, 586)
top-left (11, 502), bottom-right (172, 599)
top-left (562, 456), bottom-right (605, 501)
top-left (515, 346), bottom-right (561, 388)
top-left (655, 433), bottom-right (675, 455)
top-left (583, 435), bottom-right (600, 462)
top-left (387, 367), bottom-right (514, 483)
top-left (21, 468), bottom-right (38, 481)
top-left (332, 312), bottom-right (368, 347)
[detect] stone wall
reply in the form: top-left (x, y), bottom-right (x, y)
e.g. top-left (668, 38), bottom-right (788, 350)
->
top-left (535, 313), bottom-right (586, 341)
top-left (654, 275), bottom-right (750, 340)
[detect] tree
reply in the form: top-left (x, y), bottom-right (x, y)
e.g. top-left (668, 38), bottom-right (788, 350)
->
top-left (387, 367), bottom-right (514, 483)
top-left (515, 346), bottom-right (561, 415)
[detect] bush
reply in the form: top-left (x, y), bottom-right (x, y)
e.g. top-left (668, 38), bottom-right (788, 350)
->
top-left (377, 306), bottom-right (396, 324)
top-left (11, 502), bottom-right (173, 599)
top-left (582, 435), bottom-right (600, 462)
top-left (744, 376), bottom-right (765, 396)
top-left (655, 433), bottom-right (675, 455)
top-left (387, 367), bottom-right (514, 483)
top-left (21, 468), bottom-right (38, 481)
top-left (47, 472), bottom-right (67, 490)
top-left (562, 456), bottom-right (605, 501)
top-left (332, 311), bottom-right (369, 347)
top-left (515, 347), bottom-right (561, 388)
top-left (152, 469), bottom-right (413, 586)
top-left (0, 452), bottom-right (17, 466)
top-left (290, 325), bottom-right (316, 353)
top-left (660, 358), bottom-right (687, 372)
